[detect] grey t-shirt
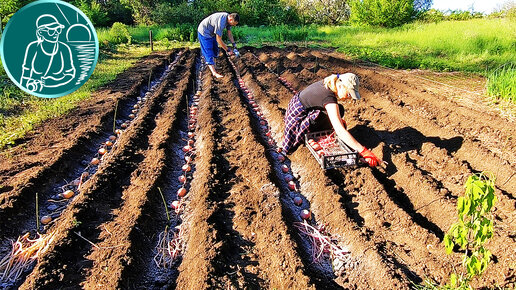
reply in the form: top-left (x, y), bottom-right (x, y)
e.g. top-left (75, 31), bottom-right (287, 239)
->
top-left (197, 12), bottom-right (231, 38)
top-left (298, 80), bottom-right (337, 110)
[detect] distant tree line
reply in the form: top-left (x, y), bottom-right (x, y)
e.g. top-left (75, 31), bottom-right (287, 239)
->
top-left (1, 0), bottom-right (515, 31)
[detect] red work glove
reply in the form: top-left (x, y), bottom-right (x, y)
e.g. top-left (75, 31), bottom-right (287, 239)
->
top-left (359, 147), bottom-right (381, 167)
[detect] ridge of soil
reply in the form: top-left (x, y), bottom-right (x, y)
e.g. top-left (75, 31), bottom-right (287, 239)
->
top-left (1, 46), bottom-right (514, 289)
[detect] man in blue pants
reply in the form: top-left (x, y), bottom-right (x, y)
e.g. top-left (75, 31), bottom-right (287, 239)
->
top-left (197, 12), bottom-right (239, 78)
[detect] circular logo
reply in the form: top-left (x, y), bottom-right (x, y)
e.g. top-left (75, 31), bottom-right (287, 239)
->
top-left (0, 0), bottom-right (99, 98)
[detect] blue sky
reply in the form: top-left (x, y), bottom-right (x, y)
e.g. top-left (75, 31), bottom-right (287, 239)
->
top-left (431, 0), bottom-right (514, 13)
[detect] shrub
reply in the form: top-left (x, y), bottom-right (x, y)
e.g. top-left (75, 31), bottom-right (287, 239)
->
top-left (152, 1), bottom-right (204, 26)
top-left (487, 63), bottom-right (516, 102)
top-left (350, 0), bottom-right (417, 27)
top-left (271, 25), bottom-right (309, 42)
top-left (154, 24), bottom-right (196, 42)
top-left (109, 22), bottom-right (132, 45)
top-left (417, 9), bottom-right (446, 23)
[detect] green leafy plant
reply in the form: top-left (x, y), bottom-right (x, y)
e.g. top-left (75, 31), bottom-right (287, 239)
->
top-left (109, 22), bottom-right (132, 45)
top-left (443, 172), bottom-right (497, 286)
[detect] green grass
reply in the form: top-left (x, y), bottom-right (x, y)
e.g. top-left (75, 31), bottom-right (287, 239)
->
top-left (232, 25), bottom-right (324, 44)
top-left (96, 24), bottom-right (197, 48)
top-left (487, 63), bottom-right (516, 102)
top-left (0, 42), bottom-right (187, 151)
top-left (234, 18), bottom-right (516, 101)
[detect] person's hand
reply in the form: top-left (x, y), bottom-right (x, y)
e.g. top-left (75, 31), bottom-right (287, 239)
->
top-left (41, 76), bottom-right (48, 86)
top-left (359, 147), bottom-right (381, 167)
top-left (227, 48), bottom-right (234, 56)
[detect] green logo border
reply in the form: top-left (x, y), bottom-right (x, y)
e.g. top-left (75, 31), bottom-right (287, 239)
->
top-left (0, 0), bottom-right (99, 98)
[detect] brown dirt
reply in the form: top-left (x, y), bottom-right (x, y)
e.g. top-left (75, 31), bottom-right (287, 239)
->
top-left (0, 46), bottom-right (514, 289)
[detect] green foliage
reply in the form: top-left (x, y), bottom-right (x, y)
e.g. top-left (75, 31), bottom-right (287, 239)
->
top-left (415, 273), bottom-right (472, 290)
top-left (151, 2), bottom-right (201, 25)
top-left (446, 10), bottom-right (484, 21)
top-left (119, 0), bottom-right (154, 25)
top-left (103, 0), bottom-right (133, 26)
top-left (284, 0), bottom-right (349, 25)
top-left (77, 0), bottom-right (109, 27)
top-left (417, 9), bottom-right (447, 23)
top-left (271, 25), bottom-right (309, 42)
top-left (233, 25), bottom-right (320, 44)
top-left (487, 63), bottom-right (516, 102)
top-left (443, 173), bottom-right (497, 284)
top-left (154, 24), bottom-right (196, 42)
top-left (350, 0), bottom-right (417, 27)
top-left (239, 0), bottom-right (300, 25)
top-left (0, 45), bottom-right (166, 151)
top-left (108, 22), bottom-right (132, 45)
top-left (489, 2), bottom-right (516, 20)
top-left (0, 0), bottom-right (22, 30)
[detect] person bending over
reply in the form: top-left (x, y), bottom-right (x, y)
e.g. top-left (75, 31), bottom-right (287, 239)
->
top-left (197, 12), bottom-right (239, 78)
top-left (280, 73), bottom-right (382, 167)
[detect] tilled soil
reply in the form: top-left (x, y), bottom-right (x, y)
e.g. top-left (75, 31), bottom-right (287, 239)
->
top-left (0, 46), bottom-right (514, 289)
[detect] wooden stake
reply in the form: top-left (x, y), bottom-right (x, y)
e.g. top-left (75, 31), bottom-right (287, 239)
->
top-left (149, 30), bottom-right (153, 51)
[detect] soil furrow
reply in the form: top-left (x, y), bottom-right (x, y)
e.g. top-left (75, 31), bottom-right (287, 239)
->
top-left (257, 46), bottom-right (516, 197)
top-left (218, 55), bottom-right (317, 289)
top-left (18, 51), bottom-right (190, 289)
top-left (301, 46), bottom-right (516, 160)
top-left (247, 47), bottom-right (515, 288)
top-left (234, 51), bottom-right (410, 289)
top-left (280, 49), bottom-right (515, 226)
top-left (0, 51), bottom-right (176, 242)
top-left (80, 50), bottom-right (196, 289)
top-left (206, 93), bottom-right (262, 288)
top-left (1, 45), bottom-right (514, 288)
top-left (174, 68), bottom-right (223, 289)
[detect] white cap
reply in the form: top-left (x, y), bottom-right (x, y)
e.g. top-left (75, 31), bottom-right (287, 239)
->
top-left (338, 73), bottom-right (361, 100)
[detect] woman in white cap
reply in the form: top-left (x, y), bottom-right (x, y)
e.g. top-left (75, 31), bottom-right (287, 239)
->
top-left (280, 73), bottom-right (382, 167)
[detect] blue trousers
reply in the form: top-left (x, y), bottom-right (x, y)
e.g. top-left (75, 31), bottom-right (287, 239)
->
top-left (198, 32), bottom-right (218, 65)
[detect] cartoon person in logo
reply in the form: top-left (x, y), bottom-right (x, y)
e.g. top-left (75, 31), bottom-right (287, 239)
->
top-left (20, 14), bottom-right (76, 92)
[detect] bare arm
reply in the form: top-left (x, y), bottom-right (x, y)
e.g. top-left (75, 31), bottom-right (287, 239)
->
top-left (325, 103), bottom-right (365, 153)
top-left (227, 30), bottom-right (236, 48)
top-left (215, 34), bottom-right (230, 53)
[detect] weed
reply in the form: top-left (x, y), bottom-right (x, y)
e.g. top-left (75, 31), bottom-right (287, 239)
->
top-left (443, 173), bottom-right (497, 278)
top-left (72, 219), bottom-right (82, 228)
top-left (415, 172), bottom-right (497, 289)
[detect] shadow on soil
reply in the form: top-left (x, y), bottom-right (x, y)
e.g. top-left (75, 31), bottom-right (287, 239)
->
top-left (351, 125), bottom-right (463, 241)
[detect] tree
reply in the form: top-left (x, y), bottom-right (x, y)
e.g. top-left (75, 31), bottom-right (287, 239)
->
top-left (310, 0), bottom-right (350, 24)
top-left (119, 0), bottom-right (158, 25)
top-left (413, 0), bottom-right (432, 13)
top-left (76, 0), bottom-right (109, 26)
top-left (284, 0), bottom-right (351, 24)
